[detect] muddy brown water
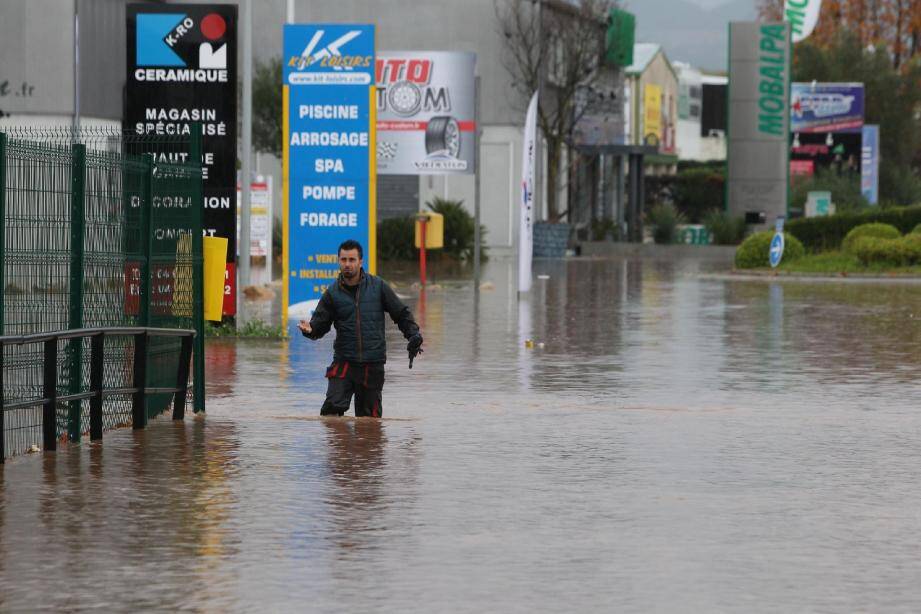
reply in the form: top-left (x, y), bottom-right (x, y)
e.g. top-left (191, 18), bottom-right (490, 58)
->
top-left (2, 256), bottom-right (921, 612)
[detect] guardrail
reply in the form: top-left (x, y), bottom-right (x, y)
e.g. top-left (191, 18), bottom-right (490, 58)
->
top-left (0, 326), bottom-right (195, 463)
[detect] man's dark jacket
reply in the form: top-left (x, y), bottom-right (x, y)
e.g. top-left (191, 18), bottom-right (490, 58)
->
top-left (304, 270), bottom-right (419, 363)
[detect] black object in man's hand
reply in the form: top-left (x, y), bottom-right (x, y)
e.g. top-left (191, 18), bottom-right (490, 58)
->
top-left (407, 334), bottom-right (424, 369)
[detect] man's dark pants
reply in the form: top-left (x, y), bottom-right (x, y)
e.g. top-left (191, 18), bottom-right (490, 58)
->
top-left (320, 361), bottom-right (385, 418)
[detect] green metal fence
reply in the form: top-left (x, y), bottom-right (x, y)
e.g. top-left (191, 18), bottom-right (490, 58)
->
top-left (0, 128), bottom-right (205, 458)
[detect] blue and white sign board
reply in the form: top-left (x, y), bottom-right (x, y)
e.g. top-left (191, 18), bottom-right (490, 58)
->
top-left (769, 232), bottom-right (785, 268)
top-left (861, 124), bottom-right (880, 205)
top-left (283, 24), bottom-right (376, 320)
top-left (790, 82), bottom-right (864, 133)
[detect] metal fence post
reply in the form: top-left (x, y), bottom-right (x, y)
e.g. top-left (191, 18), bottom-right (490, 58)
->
top-left (1, 340), bottom-right (5, 464)
top-left (132, 331), bottom-right (148, 429)
top-left (89, 333), bottom-right (104, 440)
top-left (68, 143), bottom-right (87, 442)
top-left (1, 133), bottom-right (6, 463)
top-left (43, 338), bottom-right (58, 452)
top-left (140, 154), bottom-right (153, 328)
top-left (172, 334), bottom-right (193, 421)
top-left (1, 132), bottom-right (6, 336)
top-left (189, 125), bottom-right (206, 413)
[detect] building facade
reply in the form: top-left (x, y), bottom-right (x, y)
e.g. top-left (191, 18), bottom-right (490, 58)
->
top-left (625, 43), bottom-right (678, 174)
top-left (674, 62), bottom-right (727, 162)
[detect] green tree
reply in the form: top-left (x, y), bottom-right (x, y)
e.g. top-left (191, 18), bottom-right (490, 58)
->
top-left (253, 56), bottom-right (283, 157)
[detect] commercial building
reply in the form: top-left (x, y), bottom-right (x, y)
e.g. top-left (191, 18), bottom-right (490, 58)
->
top-left (625, 43), bottom-right (678, 174)
top-left (674, 62), bottom-right (727, 162)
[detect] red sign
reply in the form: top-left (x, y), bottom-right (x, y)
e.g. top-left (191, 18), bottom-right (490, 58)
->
top-left (376, 58), bottom-right (432, 85)
top-left (125, 262), bottom-right (141, 316)
top-left (223, 262), bottom-right (236, 316)
top-left (790, 159), bottom-right (815, 177)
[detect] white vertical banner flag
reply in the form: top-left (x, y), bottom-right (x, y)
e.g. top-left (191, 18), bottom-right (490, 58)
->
top-left (519, 91), bottom-right (539, 294)
top-left (784, 0), bottom-right (823, 43)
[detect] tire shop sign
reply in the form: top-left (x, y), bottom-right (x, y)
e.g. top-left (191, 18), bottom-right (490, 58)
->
top-left (375, 51), bottom-right (476, 175)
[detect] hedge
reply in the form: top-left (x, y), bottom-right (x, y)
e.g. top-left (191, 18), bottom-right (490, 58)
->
top-left (853, 234), bottom-right (921, 266)
top-left (785, 204), bottom-right (921, 252)
top-left (735, 231), bottom-right (805, 269)
top-left (840, 223), bottom-right (901, 254)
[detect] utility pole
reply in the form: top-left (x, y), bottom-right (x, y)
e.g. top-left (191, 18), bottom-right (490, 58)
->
top-left (240, 0), bottom-right (253, 311)
top-left (73, 0), bottom-right (80, 134)
top-left (474, 75), bottom-right (482, 285)
top-left (535, 0), bottom-right (544, 221)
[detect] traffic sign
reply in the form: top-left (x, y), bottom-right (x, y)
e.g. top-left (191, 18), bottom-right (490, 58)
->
top-left (769, 232), bottom-right (785, 268)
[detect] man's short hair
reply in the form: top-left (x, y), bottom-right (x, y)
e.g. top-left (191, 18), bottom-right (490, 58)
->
top-left (338, 239), bottom-right (364, 259)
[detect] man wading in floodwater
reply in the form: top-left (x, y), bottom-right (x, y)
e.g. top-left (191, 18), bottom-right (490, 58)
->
top-left (298, 240), bottom-right (423, 418)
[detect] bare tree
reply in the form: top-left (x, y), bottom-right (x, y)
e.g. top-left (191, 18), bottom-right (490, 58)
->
top-left (496, 0), bottom-right (615, 222)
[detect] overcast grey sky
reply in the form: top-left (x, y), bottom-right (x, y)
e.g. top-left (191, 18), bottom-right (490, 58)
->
top-left (624, 0), bottom-right (757, 72)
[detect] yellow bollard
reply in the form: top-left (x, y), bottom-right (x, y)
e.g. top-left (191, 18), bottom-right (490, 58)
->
top-left (203, 236), bottom-right (228, 322)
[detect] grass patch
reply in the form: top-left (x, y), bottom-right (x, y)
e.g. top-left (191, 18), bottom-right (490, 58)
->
top-left (205, 319), bottom-right (286, 339)
top-left (769, 251), bottom-right (921, 275)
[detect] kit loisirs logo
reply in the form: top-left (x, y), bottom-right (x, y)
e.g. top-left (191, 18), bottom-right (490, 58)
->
top-left (136, 12), bottom-right (228, 69)
top-left (288, 30), bottom-right (372, 71)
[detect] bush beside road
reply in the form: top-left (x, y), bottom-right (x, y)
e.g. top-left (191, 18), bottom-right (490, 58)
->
top-left (736, 216), bottom-right (921, 275)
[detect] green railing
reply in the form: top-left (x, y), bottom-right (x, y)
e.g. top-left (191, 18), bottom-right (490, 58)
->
top-left (0, 326), bottom-right (195, 463)
top-left (0, 128), bottom-right (205, 459)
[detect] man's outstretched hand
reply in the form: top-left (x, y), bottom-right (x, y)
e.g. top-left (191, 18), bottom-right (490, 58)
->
top-left (407, 333), bottom-right (424, 368)
top-left (298, 320), bottom-right (312, 336)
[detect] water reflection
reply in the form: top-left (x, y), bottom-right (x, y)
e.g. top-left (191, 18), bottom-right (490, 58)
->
top-left (0, 418), bottom-right (241, 610)
top-left (322, 419), bottom-right (388, 553)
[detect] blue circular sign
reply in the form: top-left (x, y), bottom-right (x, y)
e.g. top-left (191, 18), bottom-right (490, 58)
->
top-left (769, 232), bottom-right (785, 268)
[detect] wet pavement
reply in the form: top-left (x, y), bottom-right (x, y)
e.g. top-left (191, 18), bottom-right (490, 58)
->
top-left (2, 255), bottom-right (921, 612)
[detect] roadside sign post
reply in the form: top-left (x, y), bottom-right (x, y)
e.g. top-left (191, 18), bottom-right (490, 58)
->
top-left (417, 215), bottom-right (428, 287)
top-left (770, 216), bottom-right (786, 268)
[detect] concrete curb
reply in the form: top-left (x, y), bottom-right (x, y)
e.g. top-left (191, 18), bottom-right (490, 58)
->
top-left (577, 242), bottom-right (737, 262)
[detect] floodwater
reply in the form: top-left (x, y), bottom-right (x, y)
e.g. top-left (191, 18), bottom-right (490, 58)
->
top-left (3, 255), bottom-right (921, 612)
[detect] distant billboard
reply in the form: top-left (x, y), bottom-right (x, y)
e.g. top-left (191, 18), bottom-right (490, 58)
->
top-left (791, 82), bottom-right (864, 133)
top-left (375, 51), bottom-right (476, 175)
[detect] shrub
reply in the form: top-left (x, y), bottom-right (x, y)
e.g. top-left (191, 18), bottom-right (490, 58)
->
top-left (785, 204), bottom-right (921, 252)
top-left (591, 217), bottom-right (620, 241)
top-left (789, 168), bottom-right (870, 215)
top-left (703, 210), bottom-right (747, 245)
top-left (853, 234), bottom-right (921, 266)
top-left (671, 167), bottom-right (725, 223)
top-left (735, 231), bottom-right (805, 269)
top-left (841, 222), bottom-right (901, 254)
top-left (912, 223), bottom-right (921, 235)
top-left (377, 215), bottom-right (416, 261)
top-left (426, 197), bottom-right (488, 262)
top-left (648, 203), bottom-right (686, 244)
top-left (377, 200), bottom-right (488, 262)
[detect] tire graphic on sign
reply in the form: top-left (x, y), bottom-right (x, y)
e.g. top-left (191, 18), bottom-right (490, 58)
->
top-left (425, 116), bottom-right (461, 158)
top-left (387, 81), bottom-right (422, 116)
